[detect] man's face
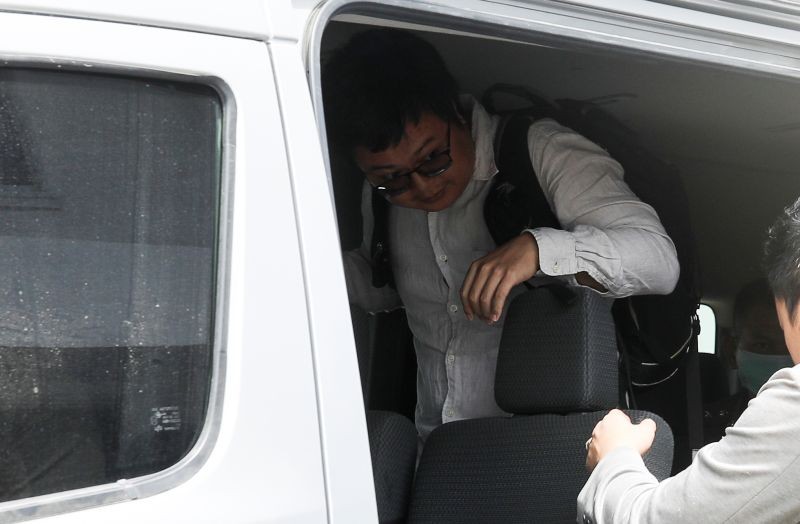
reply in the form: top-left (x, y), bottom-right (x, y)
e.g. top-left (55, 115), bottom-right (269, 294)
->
top-left (736, 301), bottom-right (794, 392)
top-left (354, 112), bottom-right (475, 212)
top-left (737, 304), bottom-right (787, 356)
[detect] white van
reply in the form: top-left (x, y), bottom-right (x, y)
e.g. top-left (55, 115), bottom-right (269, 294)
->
top-left (0, 0), bottom-right (798, 522)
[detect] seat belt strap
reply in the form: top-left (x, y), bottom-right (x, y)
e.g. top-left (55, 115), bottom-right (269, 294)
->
top-left (686, 314), bottom-right (703, 458)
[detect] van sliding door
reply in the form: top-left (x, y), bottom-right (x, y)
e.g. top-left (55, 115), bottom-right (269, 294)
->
top-left (0, 10), bottom-right (326, 524)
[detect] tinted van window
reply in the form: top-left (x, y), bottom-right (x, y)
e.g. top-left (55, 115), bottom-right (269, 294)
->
top-left (0, 68), bottom-right (221, 501)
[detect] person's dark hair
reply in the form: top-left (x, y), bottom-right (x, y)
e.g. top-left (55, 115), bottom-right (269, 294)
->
top-left (732, 279), bottom-right (774, 337)
top-left (763, 196), bottom-right (800, 322)
top-left (322, 28), bottom-right (462, 155)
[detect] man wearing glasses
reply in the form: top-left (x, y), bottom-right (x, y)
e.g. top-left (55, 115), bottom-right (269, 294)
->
top-left (323, 29), bottom-right (679, 442)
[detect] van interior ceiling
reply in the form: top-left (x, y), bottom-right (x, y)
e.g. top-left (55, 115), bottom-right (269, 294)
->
top-left (320, 14), bottom-right (800, 462)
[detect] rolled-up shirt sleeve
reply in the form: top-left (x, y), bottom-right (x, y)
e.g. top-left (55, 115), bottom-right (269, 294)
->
top-left (524, 119), bottom-right (679, 298)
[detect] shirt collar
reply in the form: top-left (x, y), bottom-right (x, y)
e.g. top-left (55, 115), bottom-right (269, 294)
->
top-left (461, 94), bottom-right (500, 182)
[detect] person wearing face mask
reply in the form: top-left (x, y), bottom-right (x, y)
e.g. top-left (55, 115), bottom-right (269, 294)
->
top-left (733, 279), bottom-right (793, 395)
top-left (323, 28), bottom-right (679, 444)
top-left (702, 280), bottom-right (792, 443)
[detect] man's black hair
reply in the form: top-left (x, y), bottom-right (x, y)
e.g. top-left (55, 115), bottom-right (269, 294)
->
top-left (763, 196), bottom-right (800, 322)
top-left (322, 28), bottom-right (462, 155)
top-left (732, 279), bottom-right (774, 337)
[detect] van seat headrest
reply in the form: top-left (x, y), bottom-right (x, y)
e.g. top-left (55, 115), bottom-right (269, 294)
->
top-left (495, 286), bottom-right (618, 414)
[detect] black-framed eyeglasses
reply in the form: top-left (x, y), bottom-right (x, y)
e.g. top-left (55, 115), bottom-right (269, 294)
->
top-left (370, 122), bottom-right (452, 198)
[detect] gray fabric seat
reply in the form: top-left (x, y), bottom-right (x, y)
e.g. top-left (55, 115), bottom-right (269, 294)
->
top-left (408, 287), bottom-right (674, 524)
top-left (366, 410), bottom-right (417, 524)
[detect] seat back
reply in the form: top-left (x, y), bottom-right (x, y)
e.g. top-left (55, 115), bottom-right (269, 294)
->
top-left (409, 287), bottom-right (673, 523)
top-left (366, 410), bottom-right (417, 524)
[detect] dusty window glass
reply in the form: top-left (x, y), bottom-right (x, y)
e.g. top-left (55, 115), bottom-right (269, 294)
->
top-left (0, 68), bottom-right (221, 501)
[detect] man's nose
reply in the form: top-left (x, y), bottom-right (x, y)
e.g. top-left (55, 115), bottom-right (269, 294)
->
top-left (409, 171), bottom-right (438, 197)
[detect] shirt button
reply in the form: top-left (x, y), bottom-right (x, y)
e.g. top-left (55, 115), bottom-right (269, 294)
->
top-left (449, 304), bottom-right (458, 313)
top-left (447, 354), bottom-right (455, 364)
top-left (439, 254), bottom-right (448, 262)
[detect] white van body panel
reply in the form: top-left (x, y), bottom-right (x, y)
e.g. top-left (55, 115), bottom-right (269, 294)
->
top-left (0, 0), bottom-right (273, 39)
top-left (0, 8), bottom-right (338, 524)
top-left (0, 0), bottom-right (321, 42)
top-left (0, 0), bottom-right (799, 523)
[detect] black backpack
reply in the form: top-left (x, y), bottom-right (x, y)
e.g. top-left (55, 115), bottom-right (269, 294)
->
top-left (368, 83), bottom-right (700, 390)
top-left (481, 84), bottom-right (700, 386)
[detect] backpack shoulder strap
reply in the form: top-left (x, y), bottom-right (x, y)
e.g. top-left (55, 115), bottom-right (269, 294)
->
top-left (485, 114), bottom-right (560, 247)
top-left (370, 189), bottom-right (395, 289)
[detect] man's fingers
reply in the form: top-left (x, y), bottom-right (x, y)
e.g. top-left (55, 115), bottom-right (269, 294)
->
top-left (461, 234), bottom-right (540, 322)
top-left (636, 417), bottom-right (656, 439)
top-left (605, 408), bottom-right (630, 423)
top-left (491, 279), bottom-right (514, 322)
top-left (461, 263), bottom-right (478, 320)
top-left (586, 448), bottom-right (598, 472)
top-left (478, 268), bottom-right (504, 322)
top-left (467, 266), bottom-right (491, 320)
top-left (464, 260), bottom-right (503, 323)
top-left (635, 418), bottom-right (657, 453)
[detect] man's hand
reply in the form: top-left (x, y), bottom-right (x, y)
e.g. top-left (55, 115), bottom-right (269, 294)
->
top-left (585, 409), bottom-right (656, 472)
top-left (460, 233), bottom-right (539, 323)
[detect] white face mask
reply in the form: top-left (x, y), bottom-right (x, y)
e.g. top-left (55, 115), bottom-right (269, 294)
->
top-left (736, 350), bottom-right (794, 393)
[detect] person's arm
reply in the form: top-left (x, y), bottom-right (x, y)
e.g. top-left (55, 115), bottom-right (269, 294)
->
top-left (460, 119), bottom-right (679, 323)
top-left (527, 119), bottom-right (679, 298)
top-left (578, 368), bottom-right (800, 523)
top-left (342, 180), bottom-right (402, 313)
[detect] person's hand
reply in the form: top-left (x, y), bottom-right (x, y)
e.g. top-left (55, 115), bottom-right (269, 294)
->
top-left (585, 409), bottom-right (656, 472)
top-left (460, 233), bottom-right (539, 323)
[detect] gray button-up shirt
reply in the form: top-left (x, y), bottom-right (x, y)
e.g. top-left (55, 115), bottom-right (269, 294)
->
top-left (577, 366), bottom-right (800, 523)
top-left (344, 97), bottom-right (678, 440)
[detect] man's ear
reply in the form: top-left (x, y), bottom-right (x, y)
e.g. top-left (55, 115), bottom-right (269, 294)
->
top-left (452, 101), bottom-right (469, 126)
top-left (775, 298), bottom-right (799, 329)
top-left (776, 298), bottom-right (787, 331)
top-left (775, 297), bottom-right (800, 365)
